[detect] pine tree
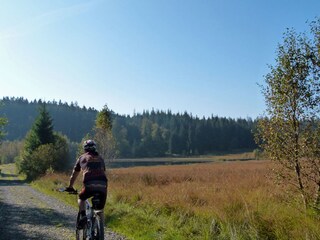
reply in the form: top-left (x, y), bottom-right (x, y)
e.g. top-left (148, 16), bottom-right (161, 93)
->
top-left (95, 104), bottom-right (112, 131)
top-left (17, 104), bottom-right (69, 180)
top-left (24, 104), bottom-right (55, 154)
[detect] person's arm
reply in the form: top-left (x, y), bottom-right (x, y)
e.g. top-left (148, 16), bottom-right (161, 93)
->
top-left (68, 158), bottom-right (81, 189)
top-left (68, 170), bottom-right (80, 189)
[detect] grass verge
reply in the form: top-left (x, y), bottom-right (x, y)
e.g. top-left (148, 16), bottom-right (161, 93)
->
top-left (29, 160), bottom-right (320, 240)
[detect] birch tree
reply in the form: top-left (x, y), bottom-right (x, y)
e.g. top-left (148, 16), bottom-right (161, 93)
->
top-left (256, 19), bottom-right (320, 210)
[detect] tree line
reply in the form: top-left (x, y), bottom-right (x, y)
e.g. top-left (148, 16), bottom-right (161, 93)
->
top-left (0, 97), bottom-right (97, 141)
top-left (112, 110), bottom-right (256, 158)
top-left (0, 97), bottom-right (257, 160)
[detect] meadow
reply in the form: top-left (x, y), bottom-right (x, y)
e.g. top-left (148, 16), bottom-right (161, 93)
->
top-left (31, 159), bottom-right (320, 240)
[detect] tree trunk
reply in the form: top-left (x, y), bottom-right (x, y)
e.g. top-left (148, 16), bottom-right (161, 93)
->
top-left (315, 182), bottom-right (320, 211)
top-left (294, 159), bottom-right (307, 208)
top-left (292, 113), bottom-right (307, 208)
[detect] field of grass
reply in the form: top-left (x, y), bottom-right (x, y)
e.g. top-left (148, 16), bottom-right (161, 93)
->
top-left (31, 159), bottom-right (320, 239)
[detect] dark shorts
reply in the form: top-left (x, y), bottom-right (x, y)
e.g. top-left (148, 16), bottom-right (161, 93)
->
top-left (79, 181), bottom-right (107, 210)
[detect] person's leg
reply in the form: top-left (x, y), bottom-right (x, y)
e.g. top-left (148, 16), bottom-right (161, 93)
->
top-left (77, 188), bottom-right (89, 228)
top-left (97, 188), bottom-right (107, 227)
top-left (78, 198), bottom-right (86, 212)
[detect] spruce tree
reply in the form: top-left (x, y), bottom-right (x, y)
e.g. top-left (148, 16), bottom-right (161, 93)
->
top-left (24, 104), bottom-right (55, 154)
top-left (95, 104), bottom-right (113, 131)
top-left (17, 104), bottom-right (69, 180)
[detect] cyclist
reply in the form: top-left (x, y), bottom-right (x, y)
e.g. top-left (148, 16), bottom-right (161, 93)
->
top-left (67, 139), bottom-right (108, 228)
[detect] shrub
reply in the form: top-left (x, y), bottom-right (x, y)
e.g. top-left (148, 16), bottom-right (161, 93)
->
top-left (17, 138), bottom-right (69, 181)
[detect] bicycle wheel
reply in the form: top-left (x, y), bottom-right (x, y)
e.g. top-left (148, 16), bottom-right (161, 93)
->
top-left (92, 215), bottom-right (104, 240)
top-left (76, 213), bottom-right (88, 240)
top-left (76, 228), bottom-right (87, 240)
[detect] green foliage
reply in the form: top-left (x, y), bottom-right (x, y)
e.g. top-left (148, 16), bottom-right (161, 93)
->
top-left (112, 112), bottom-right (257, 158)
top-left (0, 117), bottom-right (7, 141)
top-left (93, 104), bottom-right (117, 160)
top-left (77, 105), bottom-right (117, 161)
top-left (95, 104), bottom-right (113, 131)
top-left (17, 144), bottom-right (56, 180)
top-left (256, 18), bottom-right (320, 208)
top-left (104, 203), bottom-right (213, 240)
top-left (17, 105), bottom-right (70, 180)
top-left (0, 101), bottom-right (8, 142)
top-left (0, 97), bottom-right (258, 159)
top-left (24, 104), bottom-right (55, 154)
top-left (0, 97), bottom-right (96, 141)
top-left (17, 137), bottom-right (70, 181)
top-left (52, 133), bottom-right (70, 171)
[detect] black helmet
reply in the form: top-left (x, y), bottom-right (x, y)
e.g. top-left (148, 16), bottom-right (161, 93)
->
top-left (83, 139), bottom-right (97, 152)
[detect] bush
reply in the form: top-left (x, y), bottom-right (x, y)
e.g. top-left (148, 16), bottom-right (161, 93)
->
top-left (17, 144), bottom-right (55, 180)
top-left (17, 137), bottom-right (69, 181)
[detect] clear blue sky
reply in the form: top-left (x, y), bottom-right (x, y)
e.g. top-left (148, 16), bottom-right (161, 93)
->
top-left (0, 0), bottom-right (319, 118)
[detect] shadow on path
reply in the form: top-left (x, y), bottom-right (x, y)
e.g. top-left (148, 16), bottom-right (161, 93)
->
top-left (0, 173), bottom-right (27, 186)
top-left (0, 191), bottom-right (76, 239)
top-left (0, 178), bottom-right (26, 186)
top-left (0, 174), bottom-right (75, 239)
top-left (0, 172), bottom-right (19, 178)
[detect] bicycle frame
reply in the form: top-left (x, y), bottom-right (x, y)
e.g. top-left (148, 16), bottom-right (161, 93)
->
top-left (84, 199), bottom-right (104, 239)
top-left (60, 188), bottom-right (104, 240)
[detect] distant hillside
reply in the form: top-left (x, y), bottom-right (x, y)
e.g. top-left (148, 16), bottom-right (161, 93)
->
top-left (0, 97), bottom-right (257, 158)
top-left (0, 97), bottom-right (97, 141)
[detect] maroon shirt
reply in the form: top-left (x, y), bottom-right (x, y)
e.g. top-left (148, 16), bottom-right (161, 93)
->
top-left (73, 151), bottom-right (107, 184)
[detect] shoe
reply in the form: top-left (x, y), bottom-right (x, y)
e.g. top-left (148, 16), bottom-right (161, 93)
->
top-left (77, 215), bottom-right (87, 229)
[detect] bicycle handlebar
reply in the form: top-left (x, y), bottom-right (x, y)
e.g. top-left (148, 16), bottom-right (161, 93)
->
top-left (58, 187), bottom-right (78, 195)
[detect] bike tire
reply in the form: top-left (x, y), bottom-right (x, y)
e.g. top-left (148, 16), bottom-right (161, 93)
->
top-left (76, 213), bottom-right (88, 240)
top-left (76, 228), bottom-right (87, 240)
top-left (92, 215), bottom-right (104, 240)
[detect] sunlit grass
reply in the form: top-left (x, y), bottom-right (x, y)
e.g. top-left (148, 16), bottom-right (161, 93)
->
top-left (31, 160), bottom-right (320, 239)
top-left (102, 160), bottom-right (320, 239)
top-left (0, 163), bottom-right (25, 180)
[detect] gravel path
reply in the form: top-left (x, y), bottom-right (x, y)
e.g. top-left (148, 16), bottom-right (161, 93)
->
top-left (0, 169), bottom-right (126, 240)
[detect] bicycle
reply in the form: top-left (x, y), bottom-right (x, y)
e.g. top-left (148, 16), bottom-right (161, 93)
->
top-left (59, 187), bottom-right (104, 240)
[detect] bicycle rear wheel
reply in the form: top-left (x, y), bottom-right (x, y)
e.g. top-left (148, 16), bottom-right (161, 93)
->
top-left (92, 215), bottom-right (104, 240)
top-left (76, 213), bottom-right (88, 240)
top-left (76, 228), bottom-right (87, 240)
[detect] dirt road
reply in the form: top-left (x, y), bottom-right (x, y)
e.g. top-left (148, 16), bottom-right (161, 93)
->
top-left (0, 166), bottom-right (126, 240)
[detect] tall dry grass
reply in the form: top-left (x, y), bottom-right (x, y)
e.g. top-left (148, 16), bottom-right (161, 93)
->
top-left (108, 160), bottom-right (278, 214)
top-left (107, 160), bottom-right (320, 239)
top-left (34, 160), bottom-right (320, 239)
